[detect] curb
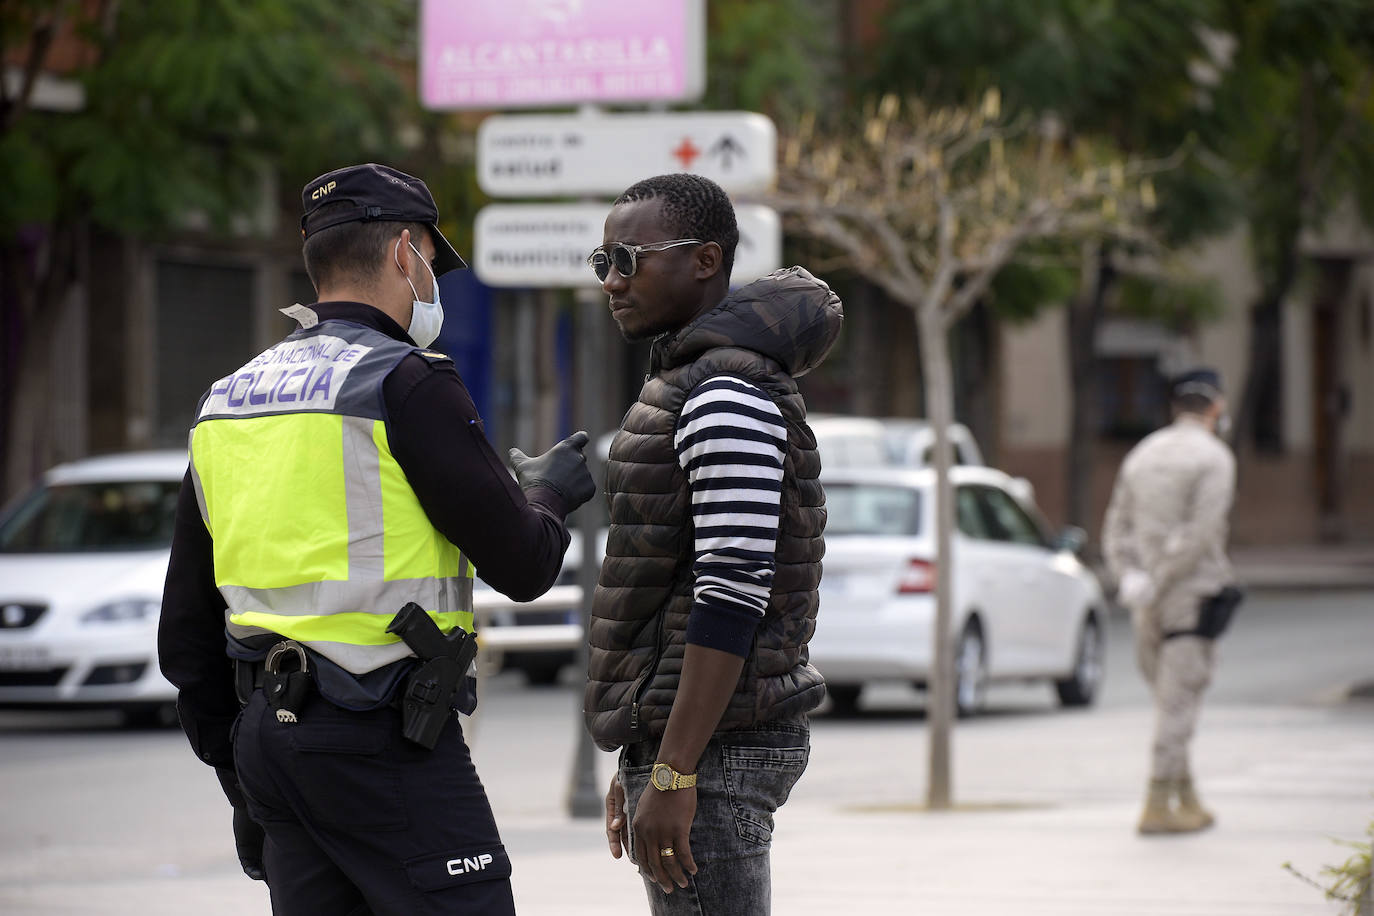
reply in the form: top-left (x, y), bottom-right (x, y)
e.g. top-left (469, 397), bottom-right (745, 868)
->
top-left (1348, 681), bottom-right (1374, 701)
top-left (1235, 572), bottom-right (1374, 591)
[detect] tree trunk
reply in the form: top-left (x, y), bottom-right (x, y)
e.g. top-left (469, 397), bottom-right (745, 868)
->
top-left (568, 286), bottom-right (609, 818)
top-left (918, 302), bottom-right (956, 811)
top-left (535, 288), bottom-right (561, 451)
top-left (1065, 245), bottom-right (1115, 531)
top-left (1311, 256), bottom-right (1353, 543)
top-left (849, 280), bottom-right (882, 416)
top-left (2, 221), bottom-right (83, 499)
top-left (955, 298), bottom-right (1000, 466)
top-left (1234, 242), bottom-right (1297, 459)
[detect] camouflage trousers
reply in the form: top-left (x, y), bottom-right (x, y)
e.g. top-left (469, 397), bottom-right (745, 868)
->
top-left (1134, 598), bottom-right (1216, 782)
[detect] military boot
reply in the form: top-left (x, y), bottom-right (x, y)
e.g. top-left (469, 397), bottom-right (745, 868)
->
top-left (1137, 779), bottom-right (1207, 835)
top-left (1174, 777), bottom-right (1215, 830)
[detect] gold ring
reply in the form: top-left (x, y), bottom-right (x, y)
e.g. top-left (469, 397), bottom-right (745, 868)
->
top-left (659, 846), bottom-right (675, 857)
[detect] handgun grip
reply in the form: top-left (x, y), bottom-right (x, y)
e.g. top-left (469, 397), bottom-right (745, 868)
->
top-left (387, 602), bottom-right (444, 657)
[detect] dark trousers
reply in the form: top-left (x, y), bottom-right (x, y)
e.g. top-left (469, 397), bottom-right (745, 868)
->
top-left (233, 689), bottom-right (515, 916)
top-left (619, 717), bottom-right (810, 916)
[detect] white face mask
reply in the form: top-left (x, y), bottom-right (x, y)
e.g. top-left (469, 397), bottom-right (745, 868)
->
top-left (1215, 411), bottom-right (1233, 440)
top-left (395, 239), bottom-right (443, 347)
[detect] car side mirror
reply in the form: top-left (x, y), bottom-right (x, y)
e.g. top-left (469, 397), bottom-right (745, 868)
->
top-left (1053, 526), bottom-right (1087, 555)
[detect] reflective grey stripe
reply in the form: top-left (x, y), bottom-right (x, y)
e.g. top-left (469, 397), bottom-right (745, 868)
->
top-left (224, 614), bottom-right (416, 675)
top-left (224, 574), bottom-right (471, 675)
top-left (309, 640), bottom-right (414, 674)
top-left (234, 632), bottom-right (413, 673)
top-left (458, 554), bottom-right (473, 616)
top-left (341, 415), bottom-right (386, 580)
top-left (188, 431), bottom-right (210, 529)
top-left (221, 576), bottom-right (469, 618)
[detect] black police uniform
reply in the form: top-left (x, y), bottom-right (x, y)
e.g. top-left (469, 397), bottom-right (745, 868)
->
top-left (159, 166), bottom-right (580, 915)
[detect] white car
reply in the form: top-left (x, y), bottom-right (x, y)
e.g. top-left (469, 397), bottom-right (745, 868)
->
top-left (810, 415), bottom-right (986, 468)
top-left (876, 417), bottom-right (985, 468)
top-left (0, 450), bottom-right (187, 724)
top-left (808, 416), bottom-right (891, 467)
top-left (811, 465), bottom-right (1105, 716)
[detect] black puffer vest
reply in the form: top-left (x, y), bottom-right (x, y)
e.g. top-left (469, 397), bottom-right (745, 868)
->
top-left (584, 267), bottom-right (844, 751)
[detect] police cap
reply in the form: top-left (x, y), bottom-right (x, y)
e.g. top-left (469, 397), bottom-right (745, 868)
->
top-left (1171, 367), bottom-right (1224, 401)
top-left (300, 163), bottom-right (467, 276)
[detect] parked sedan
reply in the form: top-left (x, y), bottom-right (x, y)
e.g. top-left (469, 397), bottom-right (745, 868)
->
top-left (0, 450), bottom-right (186, 725)
top-left (809, 415), bottom-right (985, 468)
top-left (811, 466), bottom-right (1106, 716)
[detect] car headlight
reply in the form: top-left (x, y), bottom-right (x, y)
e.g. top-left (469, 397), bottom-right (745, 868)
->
top-left (80, 598), bottom-right (161, 624)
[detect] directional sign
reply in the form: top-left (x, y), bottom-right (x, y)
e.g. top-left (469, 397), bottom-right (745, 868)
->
top-left (477, 112), bottom-right (776, 197)
top-left (474, 203), bottom-right (782, 289)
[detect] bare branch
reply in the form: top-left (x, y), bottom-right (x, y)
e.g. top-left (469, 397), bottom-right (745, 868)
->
top-left (943, 116), bottom-right (1031, 169)
top-left (946, 199), bottom-right (1058, 319)
top-left (775, 93), bottom-right (1174, 327)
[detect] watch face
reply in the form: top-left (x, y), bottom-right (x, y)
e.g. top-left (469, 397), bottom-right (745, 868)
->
top-left (652, 766), bottom-right (672, 790)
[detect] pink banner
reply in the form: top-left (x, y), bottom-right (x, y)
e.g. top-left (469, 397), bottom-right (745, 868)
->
top-left (421, 1), bottom-right (701, 109)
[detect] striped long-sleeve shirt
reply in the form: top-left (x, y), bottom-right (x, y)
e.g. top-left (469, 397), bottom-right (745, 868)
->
top-left (673, 375), bottom-right (787, 657)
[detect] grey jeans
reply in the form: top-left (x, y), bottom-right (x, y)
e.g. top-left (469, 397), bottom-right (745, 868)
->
top-left (619, 717), bottom-right (810, 916)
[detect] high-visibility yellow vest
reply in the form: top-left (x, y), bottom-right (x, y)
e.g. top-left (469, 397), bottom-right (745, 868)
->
top-left (188, 314), bottom-right (474, 675)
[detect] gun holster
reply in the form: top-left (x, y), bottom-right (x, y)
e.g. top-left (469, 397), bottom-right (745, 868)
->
top-left (1163, 585), bottom-right (1244, 641)
top-left (387, 602), bottom-right (478, 750)
top-left (397, 658), bottom-right (461, 749)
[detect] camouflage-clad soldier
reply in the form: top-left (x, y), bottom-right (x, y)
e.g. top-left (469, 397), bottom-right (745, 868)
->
top-left (1102, 368), bottom-right (1236, 835)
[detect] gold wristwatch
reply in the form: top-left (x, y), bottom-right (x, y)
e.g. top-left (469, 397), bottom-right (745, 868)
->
top-left (650, 762), bottom-right (698, 791)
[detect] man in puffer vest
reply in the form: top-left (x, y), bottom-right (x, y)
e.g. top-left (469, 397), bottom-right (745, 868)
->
top-left (585, 173), bottom-right (843, 915)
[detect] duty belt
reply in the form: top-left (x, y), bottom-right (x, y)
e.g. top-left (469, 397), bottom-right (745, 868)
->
top-left (232, 640), bottom-right (314, 723)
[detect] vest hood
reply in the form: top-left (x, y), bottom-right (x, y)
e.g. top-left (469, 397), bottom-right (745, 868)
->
top-left (655, 266), bottom-right (843, 378)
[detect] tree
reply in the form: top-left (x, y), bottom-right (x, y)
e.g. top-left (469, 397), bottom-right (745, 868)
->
top-left (703, 0), bottom-right (836, 121)
top-left (771, 90), bottom-right (1164, 808)
top-left (1205, 0), bottom-right (1374, 466)
top-left (0, 0), bottom-right (419, 495)
top-left (859, 0), bottom-right (1236, 531)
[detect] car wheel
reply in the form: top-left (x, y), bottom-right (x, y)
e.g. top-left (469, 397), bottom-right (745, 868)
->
top-left (825, 684), bottom-right (863, 716)
top-left (1055, 614), bottom-right (1104, 707)
top-left (954, 622), bottom-right (988, 718)
top-left (121, 702), bottom-right (178, 729)
top-left (520, 660), bottom-right (565, 687)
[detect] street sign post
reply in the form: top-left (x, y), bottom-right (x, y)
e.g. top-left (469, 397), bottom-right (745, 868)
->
top-left (474, 203), bottom-right (782, 288)
top-left (477, 111), bottom-right (776, 197)
top-left (420, 0), bottom-right (705, 110)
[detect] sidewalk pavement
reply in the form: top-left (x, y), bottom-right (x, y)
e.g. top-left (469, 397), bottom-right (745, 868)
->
top-left (1231, 544), bottom-right (1374, 591)
top-left (2, 688), bottom-right (1368, 915)
top-left (483, 698), bottom-right (1374, 915)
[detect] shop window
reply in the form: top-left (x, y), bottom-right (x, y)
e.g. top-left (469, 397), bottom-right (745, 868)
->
top-left (154, 260), bottom-right (254, 446)
top-left (1097, 356), bottom-right (1169, 439)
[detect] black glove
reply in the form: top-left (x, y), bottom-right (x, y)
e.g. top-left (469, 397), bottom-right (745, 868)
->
top-left (509, 430), bottom-right (595, 512)
top-left (216, 767), bottom-right (266, 881)
top-left (232, 804), bottom-right (267, 881)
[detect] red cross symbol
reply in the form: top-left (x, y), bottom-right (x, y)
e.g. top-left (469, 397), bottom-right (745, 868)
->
top-left (671, 137), bottom-right (701, 169)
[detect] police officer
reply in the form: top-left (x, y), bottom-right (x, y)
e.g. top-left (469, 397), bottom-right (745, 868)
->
top-left (1102, 368), bottom-right (1236, 835)
top-left (159, 163), bottom-right (595, 914)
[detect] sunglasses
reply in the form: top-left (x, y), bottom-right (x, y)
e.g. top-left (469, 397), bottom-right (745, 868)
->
top-left (587, 238), bottom-right (704, 281)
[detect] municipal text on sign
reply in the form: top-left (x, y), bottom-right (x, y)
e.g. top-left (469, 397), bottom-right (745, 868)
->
top-left (478, 112), bottom-right (776, 197)
top-left (474, 203), bottom-right (782, 289)
top-left (420, 0), bottom-right (704, 110)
